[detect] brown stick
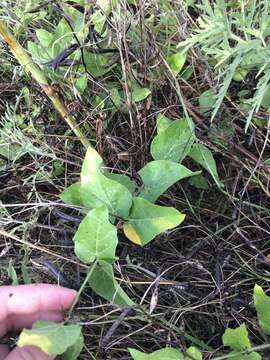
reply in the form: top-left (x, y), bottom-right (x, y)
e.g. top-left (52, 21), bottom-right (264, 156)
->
top-left (0, 21), bottom-right (90, 149)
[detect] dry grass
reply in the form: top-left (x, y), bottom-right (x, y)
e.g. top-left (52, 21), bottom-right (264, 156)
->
top-left (1, 1), bottom-right (270, 359)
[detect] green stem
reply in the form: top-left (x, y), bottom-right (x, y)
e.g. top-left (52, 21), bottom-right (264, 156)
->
top-left (66, 260), bottom-right (97, 321)
top-left (0, 21), bottom-right (90, 149)
top-left (211, 343), bottom-right (270, 360)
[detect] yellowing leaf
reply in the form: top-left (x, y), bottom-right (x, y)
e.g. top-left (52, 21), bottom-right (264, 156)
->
top-left (81, 147), bottom-right (132, 218)
top-left (123, 223), bottom-right (142, 245)
top-left (18, 321), bottom-right (81, 356)
top-left (74, 206), bottom-right (117, 263)
top-left (123, 197), bottom-right (185, 246)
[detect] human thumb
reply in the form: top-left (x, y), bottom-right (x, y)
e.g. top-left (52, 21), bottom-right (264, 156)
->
top-left (4, 346), bottom-right (55, 360)
top-left (0, 345), bottom-right (9, 360)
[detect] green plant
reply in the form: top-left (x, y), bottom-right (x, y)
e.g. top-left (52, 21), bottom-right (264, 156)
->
top-left (17, 284), bottom-right (270, 359)
top-left (58, 114), bottom-right (219, 305)
top-left (178, 0), bottom-right (270, 131)
top-left (128, 284), bottom-right (270, 360)
top-left (10, 110), bottom-right (221, 359)
top-left (18, 321), bottom-right (84, 360)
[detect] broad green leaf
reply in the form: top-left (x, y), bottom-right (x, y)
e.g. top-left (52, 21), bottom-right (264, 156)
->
top-left (151, 118), bottom-right (195, 163)
top-left (131, 87), bottom-right (151, 103)
top-left (222, 324), bottom-right (250, 351)
top-left (106, 173), bottom-right (136, 193)
top-left (74, 206), bottom-right (117, 263)
top-left (28, 41), bottom-right (51, 62)
top-left (129, 347), bottom-right (184, 360)
top-left (110, 88), bottom-right (122, 108)
top-left (188, 144), bottom-right (220, 187)
top-left (85, 52), bottom-right (115, 78)
top-left (261, 87), bottom-right (270, 109)
top-left (138, 160), bottom-right (199, 202)
top-left (156, 114), bottom-right (172, 134)
top-left (188, 174), bottom-right (209, 190)
top-left (18, 321), bottom-right (81, 356)
top-left (59, 334), bottom-right (84, 360)
top-left (199, 89), bottom-right (216, 115)
top-left (88, 260), bottom-right (133, 306)
top-left (181, 65), bottom-right (193, 81)
top-left (167, 52), bottom-right (186, 76)
top-left (63, 5), bottom-right (89, 41)
top-left (254, 284), bottom-right (270, 335)
top-left (75, 75), bottom-right (88, 93)
top-left (90, 10), bottom-right (107, 33)
top-left (60, 182), bottom-right (84, 207)
top-left (123, 197), bottom-right (185, 246)
top-left (96, 0), bottom-right (117, 13)
top-left (53, 19), bottom-right (74, 54)
top-left (186, 346), bottom-right (202, 360)
top-left (36, 29), bottom-right (54, 47)
top-left (0, 141), bottom-right (26, 161)
top-left (81, 147), bottom-right (132, 218)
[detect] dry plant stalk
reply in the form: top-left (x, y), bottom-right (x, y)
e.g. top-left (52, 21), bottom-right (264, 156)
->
top-left (0, 21), bottom-right (90, 149)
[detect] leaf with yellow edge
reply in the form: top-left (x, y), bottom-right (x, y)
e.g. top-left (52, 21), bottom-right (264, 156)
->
top-left (81, 147), bottom-right (132, 218)
top-left (123, 223), bottom-right (142, 245)
top-left (18, 320), bottom-right (82, 356)
top-left (123, 197), bottom-right (185, 246)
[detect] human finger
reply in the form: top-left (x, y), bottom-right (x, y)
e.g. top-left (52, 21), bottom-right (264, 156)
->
top-left (0, 310), bottom-right (63, 337)
top-left (0, 284), bottom-right (76, 336)
top-left (0, 345), bottom-right (9, 360)
top-left (4, 345), bottom-right (55, 360)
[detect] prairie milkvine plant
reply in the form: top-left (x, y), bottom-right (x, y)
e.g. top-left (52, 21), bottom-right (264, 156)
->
top-left (15, 127), bottom-right (270, 359)
top-left (1, 0), bottom-right (270, 359)
top-left (15, 115), bottom-right (222, 359)
top-left (59, 114), bottom-right (219, 305)
top-left (17, 284), bottom-right (270, 359)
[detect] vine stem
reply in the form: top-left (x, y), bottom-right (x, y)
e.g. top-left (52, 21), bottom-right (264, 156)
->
top-left (210, 343), bottom-right (270, 360)
top-left (66, 260), bottom-right (97, 321)
top-left (0, 21), bottom-right (91, 149)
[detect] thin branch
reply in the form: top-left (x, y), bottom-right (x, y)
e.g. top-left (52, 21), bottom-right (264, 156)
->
top-left (0, 21), bottom-right (90, 149)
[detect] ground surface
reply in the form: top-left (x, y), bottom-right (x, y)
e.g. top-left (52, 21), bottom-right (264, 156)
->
top-left (1, 1), bottom-right (270, 359)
